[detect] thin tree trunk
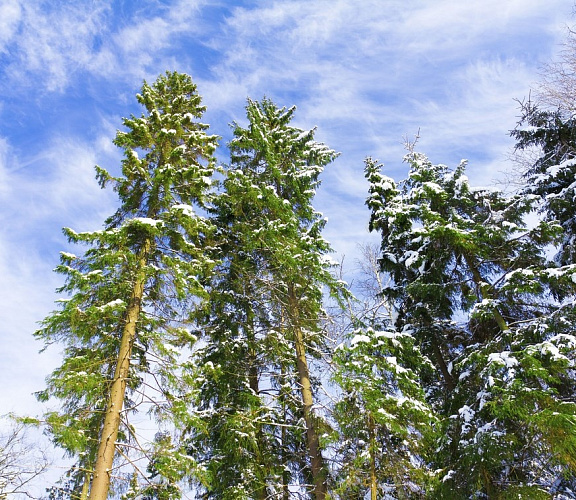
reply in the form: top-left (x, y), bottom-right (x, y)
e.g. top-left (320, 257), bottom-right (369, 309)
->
top-left (464, 254), bottom-right (509, 333)
top-left (288, 285), bottom-right (327, 500)
top-left (249, 366), bottom-right (267, 500)
top-left (246, 304), bottom-right (267, 500)
top-left (422, 317), bottom-right (456, 393)
top-left (294, 327), bottom-right (326, 500)
top-left (246, 304), bottom-right (260, 399)
top-left (481, 466), bottom-right (498, 499)
top-left (280, 362), bottom-right (290, 500)
top-left (431, 340), bottom-right (456, 392)
top-left (368, 414), bottom-right (378, 500)
top-left (89, 239), bottom-right (151, 500)
top-left (79, 472), bottom-right (90, 500)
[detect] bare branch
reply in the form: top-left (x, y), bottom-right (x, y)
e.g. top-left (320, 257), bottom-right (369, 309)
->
top-left (0, 418), bottom-right (51, 499)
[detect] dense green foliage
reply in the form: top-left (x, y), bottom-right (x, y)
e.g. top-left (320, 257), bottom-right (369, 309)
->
top-left (36, 72), bottom-right (218, 498)
top-left (29, 69), bottom-right (576, 499)
top-left (511, 101), bottom-right (576, 265)
top-left (363, 151), bottom-right (576, 498)
top-left (185, 99), bottom-right (346, 498)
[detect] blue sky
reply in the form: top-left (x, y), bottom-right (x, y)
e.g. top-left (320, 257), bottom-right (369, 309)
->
top-left (0, 0), bottom-right (573, 434)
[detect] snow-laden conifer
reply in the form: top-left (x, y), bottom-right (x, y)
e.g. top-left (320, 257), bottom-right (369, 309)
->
top-left (366, 151), bottom-right (576, 497)
top-left (329, 240), bottom-right (434, 499)
top-left (512, 102), bottom-right (576, 266)
top-left (333, 325), bottom-right (434, 499)
top-left (185, 98), bottom-right (347, 499)
top-left (36, 72), bottom-right (218, 499)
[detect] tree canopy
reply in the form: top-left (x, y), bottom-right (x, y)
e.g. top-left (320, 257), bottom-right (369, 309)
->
top-left (27, 61), bottom-right (576, 499)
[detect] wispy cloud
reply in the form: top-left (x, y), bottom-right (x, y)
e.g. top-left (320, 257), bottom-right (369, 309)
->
top-left (199, 0), bottom-right (572, 259)
top-left (202, 0), bottom-right (569, 164)
top-left (0, 0), bottom-right (21, 53)
top-left (0, 0), bottom-right (212, 95)
top-left (0, 130), bottom-right (119, 416)
top-left (1, 1), bottom-right (111, 92)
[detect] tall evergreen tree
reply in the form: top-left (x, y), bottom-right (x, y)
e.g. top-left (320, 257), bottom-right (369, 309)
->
top-left (185, 98), bottom-right (346, 499)
top-left (35, 72), bottom-right (218, 499)
top-left (365, 151), bottom-right (576, 497)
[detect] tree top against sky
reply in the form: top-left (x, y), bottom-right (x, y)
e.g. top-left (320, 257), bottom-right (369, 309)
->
top-left (1, 0), bottom-right (574, 446)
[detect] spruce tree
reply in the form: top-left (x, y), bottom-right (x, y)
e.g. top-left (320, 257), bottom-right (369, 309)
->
top-left (35, 72), bottom-right (218, 499)
top-left (186, 98), bottom-right (346, 499)
top-left (332, 326), bottom-right (433, 499)
top-left (365, 151), bottom-right (576, 497)
top-left (330, 244), bottom-right (433, 499)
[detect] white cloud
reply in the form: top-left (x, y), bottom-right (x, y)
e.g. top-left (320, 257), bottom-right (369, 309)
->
top-left (197, 0), bottom-right (573, 263)
top-left (208, 0), bottom-right (571, 160)
top-left (0, 0), bottom-right (21, 53)
top-left (0, 131), bottom-right (118, 417)
top-left (0, 237), bottom-right (60, 417)
top-left (3, 1), bottom-right (112, 92)
top-left (93, 2), bottom-right (205, 83)
top-left (1, 0), bottom-right (212, 94)
top-left (208, 0), bottom-right (570, 113)
top-left (1, 137), bottom-right (115, 230)
top-left (0, 138), bottom-right (12, 196)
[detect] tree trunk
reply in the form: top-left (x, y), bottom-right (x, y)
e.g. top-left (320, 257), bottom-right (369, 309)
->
top-left (294, 327), bottom-right (326, 500)
top-left (465, 254), bottom-right (509, 333)
top-left (431, 340), bottom-right (456, 392)
top-left (249, 359), bottom-right (266, 500)
top-left (280, 362), bottom-right (291, 500)
top-left (80, 472), bottom-right (90, 500)
top-left (88, 239), bottom-right (150, 500)
top-left (481, 466), bottom-right (498, 499)
top-left (368, 414), bottom-right (378, 500)
top-left (246, 305), bottom-right (267, 500)
top-left (288, 286), bottom-right (327, 500)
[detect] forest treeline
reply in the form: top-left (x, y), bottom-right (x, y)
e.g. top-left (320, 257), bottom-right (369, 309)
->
top-left (5, 38), bottom-right (576, 499)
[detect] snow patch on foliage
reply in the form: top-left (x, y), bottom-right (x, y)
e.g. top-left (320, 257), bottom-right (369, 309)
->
top-left (350, 334), bottom-right (371, 346)
top-left (442, 470), bottom-right (455, 483)
top-left (133, 217), bottom-right (162, 226)
top-left (487, 351), bottom-right (518, 381)
top-left (97, 299), bottom-right (125, 311)
top-left (172, 203), bottom-right (195, 216)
